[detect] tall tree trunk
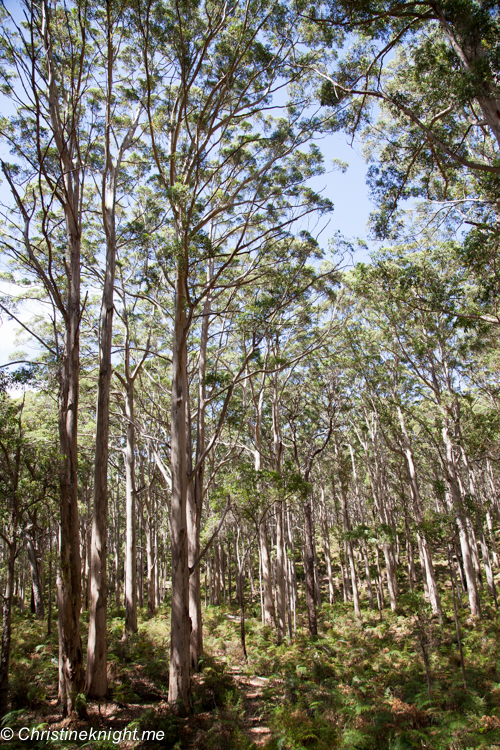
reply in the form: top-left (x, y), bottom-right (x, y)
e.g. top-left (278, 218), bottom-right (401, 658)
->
top-left (145, 486), bottom-right (156, 618)
top-left (187, 463), bottom-right (203, 671)
top-left (0, 542), bottom-right (16, 717)
top-left (339, 475), bottom-right (361, 619)
top-left (124, 381), bottom-right (138, 634)
top-left (85, 183), bottom-right (116, 696)
top-left (114, 481), bottom-right (121, 609)
top-left (57, 228), bottom-right (84, 716)
top-left (362, 539), bottom-right (375, 609)
top-left (168, 266), bottom-right (191, 712)
top-left (276, 501), bottom-right (286, 644)
top-left (138, 496), bottom-right (144, 609)
top-left (213, 543), bottom-right (221, 606)
top-left (398, 406), bottom-right (442, 618)
top-left (40, 0), bottom-right (85, 715)
top-left (442, 424), bottom-right (480, 617)
top-left (286, 505), bottom-right (298, 635)
top-left (259, 518), bottom-right (276, 628)
top-left (303, 496), bottom-right (317, 635)
top-left (319, 489), bottom-right (335, 605)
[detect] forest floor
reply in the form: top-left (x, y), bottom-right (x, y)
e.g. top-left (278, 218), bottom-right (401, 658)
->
top-left (3, 585), bottom-right (500, 750)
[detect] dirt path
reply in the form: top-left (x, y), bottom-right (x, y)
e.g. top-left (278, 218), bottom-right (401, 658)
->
top-left (229, 666), bottom-right (272, 747)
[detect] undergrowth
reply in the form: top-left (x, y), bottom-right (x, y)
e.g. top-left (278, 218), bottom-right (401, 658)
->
top-left (4, 588), bottom-right (500, 749)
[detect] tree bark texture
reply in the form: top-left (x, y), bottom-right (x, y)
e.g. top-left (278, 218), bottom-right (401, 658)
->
top-left (168, 267), bottom-right (191, 712)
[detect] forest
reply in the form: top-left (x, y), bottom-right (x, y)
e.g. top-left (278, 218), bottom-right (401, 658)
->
top-left (0, 0), bottom-right (499, 748)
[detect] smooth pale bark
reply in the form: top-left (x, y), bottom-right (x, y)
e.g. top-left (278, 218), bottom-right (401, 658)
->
top-left (375, 544), bottom-right (385, 611)
top-left (463, 453), bottom-right (498, 606)
top-left (138, 497), bottom-right (144, 609)
top-left (404, 516), bottom-right (416, 591)
top-left (313, 532), bottom-right (322, 610)
top-left (271, 378), bottom-right (286, 642)
top-left (228, 542), bottom-right (232, 605)
top-left (453, 538), bottom-right (467, 594)
top-left (442, 424), bottom-right (480, 617)
top-left (362, 539), bottom-right (375, 609)
top-left (478, 530), bottom-right (498, 607)
top-left (114, 483), bottom-right (121, 608)
top-left (47, 532), bottom-right (53, 638)
top-left (187, 281), bottom-right (210, 670)
top-left (431, 3), bottom-right (500, 148)
top-left (276, 502), bottom-right (286, 644)
top-left (251, 382), bottom-right (275, 628)
top-left (213, 543), bottom-right (221, 606)
top-left (286, 553), bottom-right (294, 638)
top-left (356, 421), bottom-right (397, 611)
top-left (82, 488), bottom-right (91, 611)
top-left (286, 505), bottom-right (298, 636)
top-left (259, 518), bottom-right (276, 628)
top-left (485, 509), bottom-right (499, 569)
top-left (339, 473), bottom-right (361, 619)
top-left (168, 267), bottom-right (191, 712)
top-left (319, 489), bottom-right (335, 605)
top-left (124, 381), bottom-right (138, 634)
top-left (397, 407), bottom-right (441, 617)
top-left (145, 484), bottom-right (156, 618)
top-left (303, 496), bottom-right (318, 635)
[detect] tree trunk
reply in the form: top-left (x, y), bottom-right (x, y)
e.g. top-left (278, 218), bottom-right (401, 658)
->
top-left (319, 490), bottom-right (335, 605)
top-left (124, 381), bottom-right (138, 634)
top-left (276, 502), bottom-right (286, 644)
top-left (168, 266), bottom-right (191, 712)
top-left (442, 424), bottom-right (480, 617)
top-left (57, 227), bottom-right (84, 715)
top-left (85, 217), bottom-right (115, 694)
top-left (145, 488), bottom-right (156, 618)
top-left (259, 518), bottom-right (276, 628)
top-left (303, 497), bottom-right (317, 635)
top-left (362, 539), bottom-right (375, 609)
top-left (398, 406), bottom-right (442, 617)
top-left (114, 483), bottom-right (121, 609)
top-left (0, 542), bottom-right (16, 717)
top-left (339, 477), bottom-right (361, 619)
